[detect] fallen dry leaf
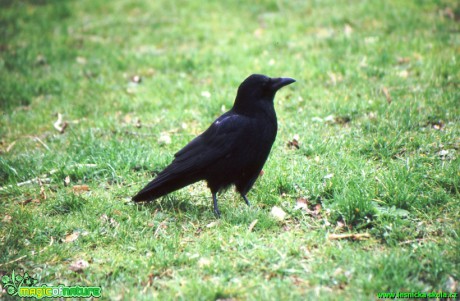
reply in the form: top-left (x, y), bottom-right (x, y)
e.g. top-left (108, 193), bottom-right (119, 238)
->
top-left (397, 57), bottom-right (410, 64)
top-left (328, 233), bottom-right (371, 241)
top-left (72, 185), bottom-right (90, 193)
top-left (314, 204), bottom-right (322, 215)
top-left (382, 87), bottom-right (392, 104)
top-left (63, 232), bottom-right (79, 243)
top-left (53, 113), bottom-right (68, 134)
top-left (69, 259), bottom-right (89, 272)
top-left (294, 197), bottom-right (308, 210)
top-left (287, 134), bottom-right (300, 149)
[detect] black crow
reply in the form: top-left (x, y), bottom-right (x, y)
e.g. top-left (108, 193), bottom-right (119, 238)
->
top-left (133, 74), bottom-right (295, 217)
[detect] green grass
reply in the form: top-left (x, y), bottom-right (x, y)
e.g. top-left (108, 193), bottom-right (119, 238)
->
top-left (1, 0), bottom-right (459, 300)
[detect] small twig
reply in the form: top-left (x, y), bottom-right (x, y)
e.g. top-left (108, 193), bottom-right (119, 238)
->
top-left (124, 131), bottom-right (157, 137)
top-left (33, 137), bottom-right (50, 151)
top-left (398, 238), bottom-right (433, 245)
top-left (382, 87), bottom-right (392, 104)
top-left (248, 219), bottom-right (258, 232)
top-left (328, 233), bottom-right (371, 241)
top-left (0, 164), bottom-right (97, 191)
top-left (0, 178), bottom-right (51, 191)
top-left (6, 141), bottom-right (16, 152)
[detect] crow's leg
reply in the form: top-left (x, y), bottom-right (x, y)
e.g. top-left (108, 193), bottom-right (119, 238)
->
top-left (241, 194), bottom-right (251, 207)
top-left (212, 193), bottom-right (221, 218)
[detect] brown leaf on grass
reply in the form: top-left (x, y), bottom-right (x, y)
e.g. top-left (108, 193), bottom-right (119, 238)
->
top-left (69, 259), bottom-right (89, 272)
top-left (397, 57), bottom-right (410, 64)
top-left (53, 113), bottom-right (68, 134)
top-left (328, 233), bottom-right (371, 241)
top-left (382, 87), bottom-right (392, 104)
top-left (287, 134), bottom-right (300, 149)
top-left (294, 197), bottom-right (308, 210)
top-left (259, 170), bottom-right (264, 177)
top-left (295, 198), bottom-right (323, 218)
top-left (314, 204), bottom-right (322, 215)
top-left (72, 185), bottom-right (90, 193)
top-left (336, 220), bottom-right (346, 230)
top-left (63, 232), bottom-right (79, 243)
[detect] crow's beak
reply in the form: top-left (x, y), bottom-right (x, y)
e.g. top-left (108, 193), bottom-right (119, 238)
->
top-left (270, 77), bottom-right (296, 91)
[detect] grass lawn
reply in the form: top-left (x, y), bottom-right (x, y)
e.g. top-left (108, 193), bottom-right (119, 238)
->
top-left (1, 0), bottom-right (459, 300)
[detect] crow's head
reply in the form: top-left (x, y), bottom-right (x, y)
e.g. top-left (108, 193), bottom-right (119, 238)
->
top-left (234, 74), bottom-right (295, 113)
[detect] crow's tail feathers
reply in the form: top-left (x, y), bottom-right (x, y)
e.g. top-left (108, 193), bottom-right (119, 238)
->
top-left (132, 170), bottom-right (201, 202)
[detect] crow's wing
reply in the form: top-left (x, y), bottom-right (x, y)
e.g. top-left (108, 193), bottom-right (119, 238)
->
top-left (169, 111), bottom-right (248, 174)
top-left (132, 111), bottom-right (249, 202)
